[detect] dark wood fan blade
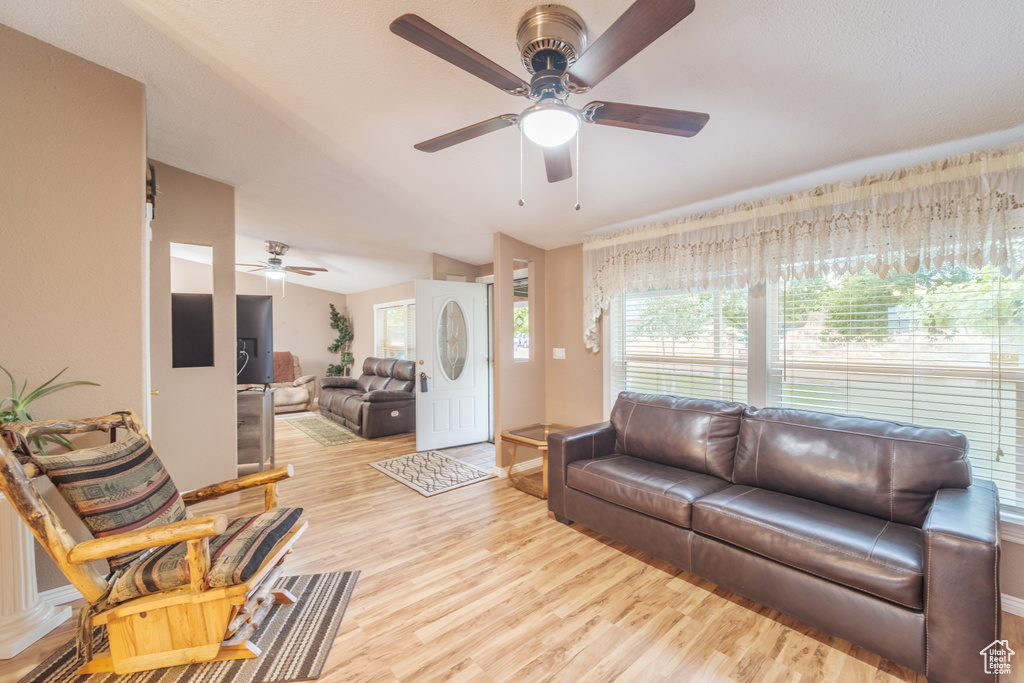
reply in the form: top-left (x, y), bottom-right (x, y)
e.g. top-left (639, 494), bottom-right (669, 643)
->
top-left (236, 263), bottom-right (265, 267)
top-left (567, 0), bottom-right (695, 89)
top-left (286, 269), bottom-right (316, 276)
top-left (584, 101), bottom-right (708, 137)
top-left (543, 144), bottom-right (573, 183)
top-left (415, 115), bottom-right (518, 153)
top-left (286, 267), bottom-right (327, 274)
top-left (390, 14), bottom-right (529, 95)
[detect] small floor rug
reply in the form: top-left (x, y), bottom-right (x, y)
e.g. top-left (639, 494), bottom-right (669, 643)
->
top-left (275, 410), bottom-right (317, 420)
top-left (19, 572), bottom-right (359, 683)
top-left (285, 415), bottom-right (364, 447)
top-left (370, 450), bottom-right (495, 496)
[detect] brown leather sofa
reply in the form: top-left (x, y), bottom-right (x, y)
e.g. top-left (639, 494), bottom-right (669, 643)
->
top-left (318, 357), bottom-right (416, 438)
top-left (549, 391), bottom-right (1001, 683)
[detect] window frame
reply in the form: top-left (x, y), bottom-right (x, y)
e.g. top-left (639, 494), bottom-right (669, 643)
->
top-left (373, 298), bottom-right (415, 361)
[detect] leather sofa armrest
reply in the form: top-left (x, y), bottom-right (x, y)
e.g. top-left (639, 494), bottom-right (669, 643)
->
top-left (321, 377), bottom-right (357, 389)
top-left (293, 374), bottom-right (316, 387)
top-left (363, 390), bottom-right (414, 402)
top-left (922, 480), bottom-right (1000, 683)
top-left (547, 422), bottom-right (617, 521)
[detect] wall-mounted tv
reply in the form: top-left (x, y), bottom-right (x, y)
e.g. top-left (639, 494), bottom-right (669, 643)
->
top-left (236, 294), bottom-right (273, 384)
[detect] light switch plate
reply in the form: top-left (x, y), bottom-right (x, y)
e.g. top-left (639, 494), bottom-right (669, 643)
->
top-left (553, 348), bottom-right (566, 359)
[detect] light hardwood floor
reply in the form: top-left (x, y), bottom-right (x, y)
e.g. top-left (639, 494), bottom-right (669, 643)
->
top-left (3, 421), bottom-right (1023, 682)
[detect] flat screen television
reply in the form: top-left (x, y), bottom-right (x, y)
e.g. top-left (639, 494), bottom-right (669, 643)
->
top-left (171, 293), bottom-right (214, 368)
top-left (236, 294), bottom-right (273, 384)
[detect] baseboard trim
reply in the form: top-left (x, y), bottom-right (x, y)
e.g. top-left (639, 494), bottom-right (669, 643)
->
top-left (492, 456), bottom-right (542, 480)
top-left (39, 583), bottom-right (82, 605)
top-left (1003, 593), bottom-right (1024, 618)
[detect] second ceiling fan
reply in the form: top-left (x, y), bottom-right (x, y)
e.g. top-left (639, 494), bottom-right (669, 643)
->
top-left (390, 0), bottom-right (709, 183)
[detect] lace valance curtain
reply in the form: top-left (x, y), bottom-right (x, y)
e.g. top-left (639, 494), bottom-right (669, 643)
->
top-left (582, 144), bottom-right (1024, 351)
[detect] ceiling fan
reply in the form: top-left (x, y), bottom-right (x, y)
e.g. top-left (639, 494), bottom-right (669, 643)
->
top-left (390, 0), bottom-right (709, 184)
top-left (237, 241), bottom-right (327, 280)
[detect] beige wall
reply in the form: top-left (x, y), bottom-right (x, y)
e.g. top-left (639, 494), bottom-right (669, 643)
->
top-left (347, 281), bottom-right (415, 372)
top-left (236, 271), bottom-right (346, 382)
top-left (544, 244), bottom-right (604, 427)
top-left (432, 253), bottom-right (482, 282)
top-left (493, 233), bottom-right (546, 468)
top-left (0, 24), bottom-right (147, 593)
top-left (149, 161), bottom-right (237, 491)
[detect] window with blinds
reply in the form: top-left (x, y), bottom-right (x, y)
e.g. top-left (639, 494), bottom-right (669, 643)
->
top-left (610, 288), bottom-right (748, 403)
top-left (769, 266), bottom-right (1024, 509)
top-left (374, 300), bottom-right (415, 360)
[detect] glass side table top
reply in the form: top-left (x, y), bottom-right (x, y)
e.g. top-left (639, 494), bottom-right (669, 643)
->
top-left (504, 423), bottom-right (574, 445)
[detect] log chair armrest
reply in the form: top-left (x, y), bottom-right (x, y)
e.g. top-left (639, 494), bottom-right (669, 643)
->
top-left (182, 464), bottom-right (294, 510)
top-left (546, 422), bottom-right (617, 521)
top-left (921, 480), bottom-right (1000, 683)
top-left (68, 514), bottom-right (228, 565)
top-left (293, 374), bottom-right (316, 387)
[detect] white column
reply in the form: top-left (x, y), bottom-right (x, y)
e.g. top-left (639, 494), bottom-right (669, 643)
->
top-left (0, 492), bottom-right (71, 659)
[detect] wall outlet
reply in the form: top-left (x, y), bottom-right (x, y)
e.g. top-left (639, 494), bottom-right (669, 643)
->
top-left (552, 348), bottom-right (566, 360)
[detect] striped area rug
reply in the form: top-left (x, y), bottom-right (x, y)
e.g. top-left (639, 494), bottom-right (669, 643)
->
top-left (19, 572), bottom-right (359, 683)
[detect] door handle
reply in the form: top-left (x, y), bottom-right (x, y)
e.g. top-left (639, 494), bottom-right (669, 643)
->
top-left (419, 372), bottom-right (430, 392)
top-left (150, 389), bottom-right (159, 396)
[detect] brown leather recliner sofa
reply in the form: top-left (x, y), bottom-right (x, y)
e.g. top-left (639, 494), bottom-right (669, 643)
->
top-left (549, 391), bottom-right (1000, 683)
top-left (318, 357), bottom-right (416, 438)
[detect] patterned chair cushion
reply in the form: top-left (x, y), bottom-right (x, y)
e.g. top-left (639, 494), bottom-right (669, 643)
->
top-left (108, 506), bottom-right (303, 605)
top-left (33, 432), bottom-right (188, 571)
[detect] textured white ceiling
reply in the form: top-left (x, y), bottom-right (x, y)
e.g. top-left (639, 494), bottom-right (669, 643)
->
top-left (4, 0), bottom-right (1024, 294)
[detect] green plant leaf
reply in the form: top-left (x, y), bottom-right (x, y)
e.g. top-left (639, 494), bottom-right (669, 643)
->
top-left (0, 365), bottom-right (17, 399)
top-left (22, 379), bottom-right (100, 406)
top-left (46, 433), bottom-right (76, 451)
top-left (20, 367), bottom-right (69, 404)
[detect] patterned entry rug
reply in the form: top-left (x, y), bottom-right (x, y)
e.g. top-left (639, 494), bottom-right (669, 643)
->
top-left (370, 451), bottom-right (495, 496)
top-left (285, 415), bottom-right (364, 447)
top-left (19, 572), bottom-right (359, 683)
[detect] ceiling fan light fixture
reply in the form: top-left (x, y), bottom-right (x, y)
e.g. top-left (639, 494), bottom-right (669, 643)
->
top-left (265, 269), bottom-right (286, 280)
top-left (520, 101), bottom-right (580, 147)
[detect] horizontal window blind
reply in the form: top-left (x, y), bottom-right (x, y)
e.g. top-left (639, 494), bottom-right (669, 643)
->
top-left (611, 289), bottom-right (748, 403)
top-left (769, 267), bottom-right (1024, 510)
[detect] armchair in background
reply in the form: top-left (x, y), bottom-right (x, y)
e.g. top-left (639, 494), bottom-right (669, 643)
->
top-left (240, 352), bottom-right (316, 413)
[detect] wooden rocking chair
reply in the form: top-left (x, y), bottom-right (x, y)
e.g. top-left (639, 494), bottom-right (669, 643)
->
top-left (0, 410), bottom-right (307, 675)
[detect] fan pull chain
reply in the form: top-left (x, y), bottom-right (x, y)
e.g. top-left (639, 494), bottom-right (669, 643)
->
top-left (574, 127), bottom-right (581, 211)
top-left (518, 127), bottom-right (525, 207)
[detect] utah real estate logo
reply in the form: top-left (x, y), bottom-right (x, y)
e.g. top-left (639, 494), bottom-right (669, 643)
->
top-left (980, 639), bottom-right (1015, 676)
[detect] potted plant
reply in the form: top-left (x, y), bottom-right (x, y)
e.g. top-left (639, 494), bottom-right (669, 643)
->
top-left (326, 304), bottom-right (354, 377)
top-left (1, 366), bottom-right (99, 453)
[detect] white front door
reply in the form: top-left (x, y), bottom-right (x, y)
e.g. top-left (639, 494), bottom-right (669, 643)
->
top-left (415, 280), bottom-right (489, 451)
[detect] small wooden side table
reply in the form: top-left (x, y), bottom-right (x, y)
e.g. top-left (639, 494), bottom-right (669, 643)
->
top-left (501, 423), bottom-right (573, 499)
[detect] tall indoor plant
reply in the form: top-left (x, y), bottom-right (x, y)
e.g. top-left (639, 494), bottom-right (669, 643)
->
top-left (326, 303), bottom-right (354, 376)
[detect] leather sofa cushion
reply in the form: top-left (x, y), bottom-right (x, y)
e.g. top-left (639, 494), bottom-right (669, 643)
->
top-left (319, 387), bottom-right (359, 415)
top-left (567, 454), bottom-right (731, 528)
top-left (609, 392), bottom-right (745, 480)
top-left (341, 394), bottom-right (363, 425)
top-left (734, 407), bottom-right (971, 527)
top-left (693, 485), bottom-right (924, 609)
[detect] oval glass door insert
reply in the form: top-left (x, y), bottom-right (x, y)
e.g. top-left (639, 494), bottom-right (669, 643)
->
top-left (437, 299), bottom-right (467, 381)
